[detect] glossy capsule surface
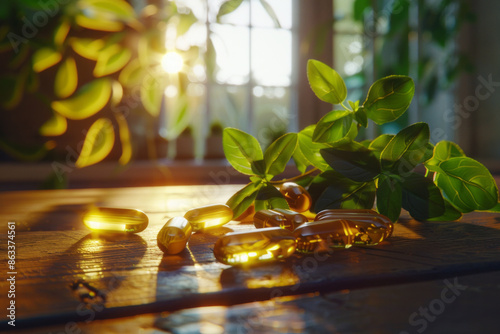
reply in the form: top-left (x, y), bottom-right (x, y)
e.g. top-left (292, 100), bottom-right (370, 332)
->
top-left (315, 209), bottom-right (394, 238)
top-left (184, 204), bottom-right (233, 232)
top-left (234, 204), bottom-right (255, 223)
top-left (279, 182), bottom-right (312, 212)
top-left (213, 227), bottom-right (296, 266)
top-left (293, 219), bottom-right (356, 253)
top-left (83, 207), bottom-right (148, 233)
top-left (157, 217), bottom-right (192, 254)
top-left (253, 209), bottom-right (290, 230)
top-left (254, 209), bottom-right (308, 231)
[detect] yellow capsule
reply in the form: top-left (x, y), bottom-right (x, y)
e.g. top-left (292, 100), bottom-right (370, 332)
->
top-left (254, 209), bottom-right (308, 231)
top-left (279, 182), bottom-right (312, 212)
top-left (184, 204), bottom-right (233, 232)
top-left (253, 209), bottom-right (290, 230)
top-left (315, 209), bottom-right (394, 238)
top-left (293, 219), bottom-right (356, 253)
top-left (213, 227), bottom-right (296, 266)
top-left (157, 217), bottom-right (192, 254)
top-left (82, 207), bottom-right (148, 233)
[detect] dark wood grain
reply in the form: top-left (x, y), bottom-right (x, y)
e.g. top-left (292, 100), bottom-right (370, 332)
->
top-left (1, 185), bottom-right (500, 331)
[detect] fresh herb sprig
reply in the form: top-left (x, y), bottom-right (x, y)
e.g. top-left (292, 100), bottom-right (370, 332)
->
top-left (224, 59), bottom-right (499, 222)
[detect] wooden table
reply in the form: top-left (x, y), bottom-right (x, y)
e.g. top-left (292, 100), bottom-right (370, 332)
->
top-left (1, 184), bottom-right (500, 333)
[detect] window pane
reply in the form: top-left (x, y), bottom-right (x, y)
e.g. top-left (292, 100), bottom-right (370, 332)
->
top-left (209, 85), bottom-right (249, 131)
top-left (251, 28), bottom-right (292, 86)
top-left (210, 24), bottom-right (250, 85)
top-left (251, 0), bottom-right (292, 29)
top-left (253, 86), bottom-right (291, 148)
top-left (333, 0), bottom-right (363, 33)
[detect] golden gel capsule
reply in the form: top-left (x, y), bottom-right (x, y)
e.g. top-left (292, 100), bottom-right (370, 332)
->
top-left (83, 207), bottom-right (148, 233)
top-left (279, 182), bottom-right (312, 212)
top-left (253, 209), bottom-right (290, 230)
top-left (235, 204), bottom-right (255, 223)
top-left (254, 209), bottom-right (308, 231)
top-left (157, 217), bottom-right (192, 254)
top-left (213, 227), bottom-right (296, 266)
top-left (315, 209), bottom-right (394, 238)
top-left (184, 204), bottom-right (233, 232)
top-left (293, 219), bottom-right (357, 253)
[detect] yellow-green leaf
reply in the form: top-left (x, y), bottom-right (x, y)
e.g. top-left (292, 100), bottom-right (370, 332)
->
top-left (75, 118), bottom-right (115, 168)
top-left (118, 58), bottom-right (143, 87)
top-left (53, 19), bottom-right (70, 46)
top-left (52, 78), bottom-right (111, 120)
top-left (140, 76), bottom-right (164, 117)
top-left (93, 45), bottom-right (131, 77)
top-left (0, 75), bottom-right (25, 109)
top-left (75, 14), bottom-right (124, 32)
top-left (39, 112), bottom-right (67, 136)
top-left (111, 80), bottom-right (123, 106)
top-left (54, 57), bottom-right (78, 98)
top-left (70, 37), bottom-right (105, 61)
top-left (114, 112), bottom-right (131, 165)
top-left (32, 47), bottom-right (62, 72)
top-left (80, 0), bottom-right (135, 20)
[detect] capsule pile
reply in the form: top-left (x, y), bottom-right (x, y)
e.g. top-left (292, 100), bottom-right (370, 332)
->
top-left (213, 182), bottom-right (395, 266)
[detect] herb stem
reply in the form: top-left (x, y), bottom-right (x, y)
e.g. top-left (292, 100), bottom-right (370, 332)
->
top-left (269, 167), bottom-right (320, 185)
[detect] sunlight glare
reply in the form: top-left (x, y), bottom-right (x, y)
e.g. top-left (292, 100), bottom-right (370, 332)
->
top-left (161, 52), bottom-right (184, 73)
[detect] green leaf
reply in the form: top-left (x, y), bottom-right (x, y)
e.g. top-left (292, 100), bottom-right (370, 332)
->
top-left (264, 133), bottom-right (298, 176)
top-left (75, 118), bottom-right (115, 168)
top-left (376, 174), bottom-right (403, 222)
top-left (368, 134), bottom-right (394, 159)
top-left (176, 11), bottom-right (198, 36)
top-left (307, 59), bottom-right (347, 104)
top-left (226, 181), bottom-right (262, 218)
top-left (363, 75), bottom-right (415, 124)
top-left (140, 75), bottom-right (164, 117)
top-left (119, 59), bottom-right (144, 88)
top-left (348, 100), bottom-right (359, 111)
top-left (54, 57), bottom-right (78, 99)
top-left (70, 37), bottom-right (105, 61)
top-left (52, 78), bottom-right (112, 120)
top-left (292, 146), bottom-right (310, 174)
top-left (312, 110), bottom-right (351, 143)
top-left (259, 0), bottom-right (281, 28)
top-left (426, 199), bottom-right (463, 221)
top-left (217, 0), bottom-right (244, 21)
top-left (223, 128), bottom-right (264, 176)
top-left (380, 122), bottom-right (429, 173)
top-left (320, 142), bottom-right (381, 182)
top-left (425, 140), bottom-right (465, 168)
top-left (94, 44), bottom-right (131, 77)
top-left (308, 170), bottom-right (376, 212)
top-left (435, 157), bottom-right (499, 212)
top-left (421, 142), bottom-right (435, 164)
top-left (401, 172), bottom-right (445, 221)
top-left (39, 112), bottom-right (67, 136)
top-left (32, 48), bottom-right (62, 72)
top-left (254, 184), bottom-right (289, 212)
top-left (354, 106), bottom-right (368, 127)
top-left (297, 125), bottom-right (330, 171)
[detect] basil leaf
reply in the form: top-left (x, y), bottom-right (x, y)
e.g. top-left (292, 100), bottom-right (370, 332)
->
top-left (297, 125), bottom-right (330, 171)
top-left (354, 106), bottom-right (368, 128)
top-left (380, 122), bottom-right (429, 173)
top-left (312, 110), bottom-right (351, 143)
top-left (425, 140), bottom-right (465, 168)
top-left (377, 174), bottom-right (403, 222)
top-left (264, 133), bottom-right (298, 176)
top-left (308, 170), bottom-right (376, 212)
top-left (363, 75), bottom-right (415, 125)
top-left (401, 172), bottom-right (445, 221)
top-left (292, 145), bottom-right (310, 174)
top-left (307, 59), bottom-right (347, 104)
top-left (435, 157), bottom-right (499, 212)
top-left (226, 181), bottom-right (262, 219)
top-left (320, 142), bottom-right (381, 182)
top-left (254, 184), bottom-right (289, 212)
top-left (223, 128), bottom-right (263, 176)
top-left (368, 134), bottom-right (394, 159)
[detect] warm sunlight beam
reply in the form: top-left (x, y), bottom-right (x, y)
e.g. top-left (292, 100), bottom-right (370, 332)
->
top-left (161, 52), bottom-right (184, 73)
